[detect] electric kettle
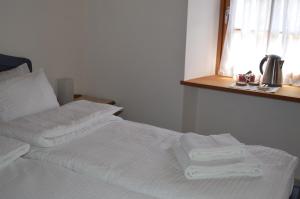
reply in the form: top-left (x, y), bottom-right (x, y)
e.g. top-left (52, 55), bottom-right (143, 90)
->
top-left (259, 55), bottom-right (284, 87)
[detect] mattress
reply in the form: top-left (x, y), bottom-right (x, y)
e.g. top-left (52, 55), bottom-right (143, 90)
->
top-left (27, 119), bottom-right (298, 199)
top-left (0, 158), bottom-right (157, 199)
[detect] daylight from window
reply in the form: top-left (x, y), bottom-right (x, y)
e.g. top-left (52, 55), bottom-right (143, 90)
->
top-left (220, 0), bottom-right (300, 85)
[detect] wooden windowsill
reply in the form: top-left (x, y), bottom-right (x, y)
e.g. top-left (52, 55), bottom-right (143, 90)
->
top-left (181, 76), bottom-right (300, 103)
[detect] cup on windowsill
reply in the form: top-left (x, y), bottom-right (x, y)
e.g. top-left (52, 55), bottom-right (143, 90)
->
top-left (236, 73), bottom-right (258, 86)
top-left (237, 74), bottom-right (255, 83)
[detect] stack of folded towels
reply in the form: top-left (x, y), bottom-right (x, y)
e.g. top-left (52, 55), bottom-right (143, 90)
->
top-left (172, 133), bottom-right (263, 180)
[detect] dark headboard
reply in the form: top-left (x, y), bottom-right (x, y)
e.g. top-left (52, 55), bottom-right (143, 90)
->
top-left (0, 54), bottom-right (32, 72)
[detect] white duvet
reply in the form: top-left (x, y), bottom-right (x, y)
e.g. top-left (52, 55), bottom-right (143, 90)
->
top-left (0, 136), bottom-right (29, 169)
top-left (0, 100), bottom-right (122, 147)
top-left (0, 158), bottom-right (157, 199)
top-left (27, 118), bottom-right (298, 199)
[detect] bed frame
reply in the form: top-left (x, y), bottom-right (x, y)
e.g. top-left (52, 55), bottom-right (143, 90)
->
top-left (291, 185), bottom-right (300, 199)
top-left (0, 54), bottom-right (32, 72)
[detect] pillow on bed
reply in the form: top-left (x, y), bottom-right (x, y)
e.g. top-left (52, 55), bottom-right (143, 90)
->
top-left (0, 69), bottom-right (59, 122)
top-left (0, 64), bottom-right (30, 82)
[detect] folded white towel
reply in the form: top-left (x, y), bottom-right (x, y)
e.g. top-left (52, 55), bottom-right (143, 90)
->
top-left (172, 144), bottom-right (262, 180)
top-left (180, 133), bottom-right (246, 162)
top-left (0, 100), bottom-right (123, 147)
top-left (0, 136), bottom-right (30, 169)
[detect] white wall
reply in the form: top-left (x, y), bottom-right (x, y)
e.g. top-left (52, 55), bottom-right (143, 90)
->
top-left (182, 0), bottom-right (220, 131)
top-left (184, 0), bottom-right (220, 80)
top-left (0, 0), bottom-right (85, 91)
top-left (79, 0), bottom-right (188, 130)
top-left (0, 0), bottom-right (188, 131)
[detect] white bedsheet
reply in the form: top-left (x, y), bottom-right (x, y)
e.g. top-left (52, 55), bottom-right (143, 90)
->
top-left (0, 136), bottom-right (29, 169)
top-left (27, 119), bottom-right (298, 199)
top-left (0, 158), bottom-right (157, 199)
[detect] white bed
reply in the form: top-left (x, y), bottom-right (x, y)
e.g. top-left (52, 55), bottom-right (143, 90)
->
top-left (0, 158), bottom-right (158, 199)
top-left (25, 116), bottom-right (298, 199)
top-left (0, 59), bottom-right (158, 199)
top-left (0, 55), bottom-right (298, 199)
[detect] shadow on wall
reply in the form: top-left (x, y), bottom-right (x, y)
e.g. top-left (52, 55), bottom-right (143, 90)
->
top-left (182, 86), bottom-right (198, 132)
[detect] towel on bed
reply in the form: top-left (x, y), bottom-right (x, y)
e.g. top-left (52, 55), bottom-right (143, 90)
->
top-left (172, 143), bottom-right (262, 180)
top-left (26, 119), bottom-right (298, 199)
top-left (0, 100), bottom-right (122, 147)
top-left (0, 136), bottom-right (29, 169)
top-left (180, 133), bottom-right (246, 162)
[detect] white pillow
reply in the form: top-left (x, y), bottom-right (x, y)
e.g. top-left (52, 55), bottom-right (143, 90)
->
top-left (0, 64), bottom-right (30, 82)
top-left (0, 69), bottom-right (59, 122)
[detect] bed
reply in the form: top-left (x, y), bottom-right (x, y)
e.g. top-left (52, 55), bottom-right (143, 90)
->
top-left (0, 154), bottom-right (158, 199)
top-left (0, 54), bottom-right (159, 199)
top-left (0, 54), bottom-right (299, 199)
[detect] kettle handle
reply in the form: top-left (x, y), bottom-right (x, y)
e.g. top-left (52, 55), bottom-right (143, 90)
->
top-left (259, 56), bottom-right (268, 75)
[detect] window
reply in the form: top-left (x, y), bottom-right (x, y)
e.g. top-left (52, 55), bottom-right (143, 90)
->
top-left (217, 0), bottom-right (300, 86)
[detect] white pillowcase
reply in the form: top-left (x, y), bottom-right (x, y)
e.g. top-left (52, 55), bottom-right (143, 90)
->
top-left (0, 64), bottom-right (30, 82)
top-left (0, 69), bottom-right (59, 122)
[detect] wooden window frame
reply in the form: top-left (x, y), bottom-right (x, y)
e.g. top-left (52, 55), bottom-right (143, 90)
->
top-left (215, 0), bottom-right (230, 75)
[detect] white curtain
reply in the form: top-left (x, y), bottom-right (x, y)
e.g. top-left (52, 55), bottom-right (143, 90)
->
top-left (220, 0), bottom-right (300, 85)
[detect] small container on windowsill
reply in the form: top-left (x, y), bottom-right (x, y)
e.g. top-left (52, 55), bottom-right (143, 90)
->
top-left (237, 73), bottom-right (255, 83)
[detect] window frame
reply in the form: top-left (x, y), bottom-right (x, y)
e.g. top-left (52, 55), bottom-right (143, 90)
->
top-left (215, 0), bottom-right (230, 75)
